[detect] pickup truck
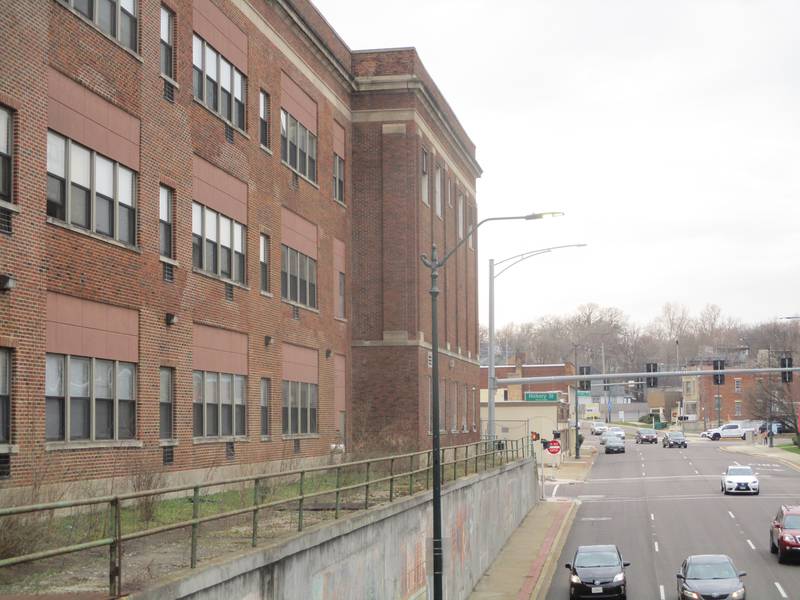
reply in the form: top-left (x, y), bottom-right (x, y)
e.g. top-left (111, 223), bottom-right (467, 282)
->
top-left (703, 422), bottom-right (755, 441)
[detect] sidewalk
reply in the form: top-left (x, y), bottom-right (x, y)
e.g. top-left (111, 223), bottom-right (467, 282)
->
top-left (469, 455), bottom-right (594, 600)
top-left (720, 442), bottom-right (800, 472)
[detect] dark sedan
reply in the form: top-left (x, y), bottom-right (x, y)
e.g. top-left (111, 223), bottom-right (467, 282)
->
top-left (663, 431), bottom-right (688, 448)
top-left (635, 428), bottom-right (658, 444)
top-left (677, 554), bottom-right (745, 599)
top-left (566, 544), bottom-right (629, 599)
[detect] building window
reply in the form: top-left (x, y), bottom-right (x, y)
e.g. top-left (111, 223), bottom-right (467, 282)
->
top-left (734, 378), bottom-right (742, 393)
top-left (160, 5), bottom-right (174, 80)
top-left (735, 400), bottom-right (742, 417)
top-left (191, 34), bottom-right (246, 130)
top-left (159, 367), bottom-right (173, 439)
top-left (260, 234), bottom-right (270, 293)
top-left (457, 194), bottom-right (464, 240)
top-left (45, 354), bottom-right (136, 442)
top-left (259, 91), bottom-right (270, 148)
top-left (193, 370), bottom-right (246, 438)
top-left (421, 149), bottom-right (429, 206)
top-left (333, 154), bottom-right (345, 204)
top-left (280, 109), bottom-right (317, 183)
top-left (467, 203), bottom-right (476, 250)
top-left (61, 0), bottom-right (138, 52)
top-left (461, 384), bottom-right (468, 431)
top-left (46, 131), bottom-right (137, 245)
top-left (159, 185), bottom-right (173, 258)
top-left (472, 386), bottom-right (478, 430)
top-left (450, 382), bottom-right (458, 432)
top-left (434, 165), bottom-right (442, 218)
top-left (191, 202), bottom-right (246, 284)
top-left (0, 349), bottom-right (9, 444)
top-left (337, 272), bottom-right (345, 319)
top-left (281, 380), bottom-right (318, 435)
top-left (439, 379), bottom-right (446, 433)
top-left (260, 378), bottom-right (270, 436)
top-left (0, 107), bottom-right (11, 206)
top-left (281, 245), bottom-right (317, 310)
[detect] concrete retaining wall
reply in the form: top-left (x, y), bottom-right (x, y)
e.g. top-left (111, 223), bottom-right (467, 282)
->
top-left (133, 457), bottom-right (538, 600)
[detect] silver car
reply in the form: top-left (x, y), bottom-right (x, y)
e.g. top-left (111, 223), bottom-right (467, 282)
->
top-left (600, 431), bottom-right (623, 446)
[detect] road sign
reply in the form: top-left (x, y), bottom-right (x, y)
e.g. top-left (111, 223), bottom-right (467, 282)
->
top-left (525, 391), bottom-right (558, 401)
top-left (547, 439), bottom-right (561, 455)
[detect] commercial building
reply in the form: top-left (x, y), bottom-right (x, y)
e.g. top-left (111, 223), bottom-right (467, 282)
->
top-left (0, 0), bottom-right (479, 493)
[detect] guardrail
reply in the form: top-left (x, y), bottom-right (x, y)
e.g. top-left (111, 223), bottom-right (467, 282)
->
top-left (0, 437), bottom-right (528, 597)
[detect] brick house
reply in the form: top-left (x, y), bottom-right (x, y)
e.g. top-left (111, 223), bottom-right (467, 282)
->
top-left (0, 0), bottom-right (479, 494)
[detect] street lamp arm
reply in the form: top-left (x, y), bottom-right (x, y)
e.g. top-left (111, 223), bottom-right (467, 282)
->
top-left (494, 243), bottom-right (587, 268)
top-left (494, 250), bottom-right (552, 279)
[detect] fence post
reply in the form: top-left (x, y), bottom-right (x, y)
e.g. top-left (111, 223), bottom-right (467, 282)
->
top-left (191, 486), bottom-right (200, 568)
top-left (334, 466), bottom-right (342, 519)
top-left (364, 462), bottom-right (371, 509)
top-left (108, 498), bottom-right (118, 597)
top-left (409, 454), bottom-right (415, 495)
top-left (252, 478), bottom-right (260, 547)
top-left (298, 471), bottom-right (305, 532)
top-left (453, 446), bottom-right (458, 481)
top-left (114, 496), bottom-right (122, 595)
top-left (441, 448), bottom-right (446, 483)
top-left (474, 442), bottom-right (478, 473)
top-left (389, 458), bottom-right (395, 502)
top-left (465, 445), bottom-right (469, 477)
top-left (426, 451), bottom-right (431, 489)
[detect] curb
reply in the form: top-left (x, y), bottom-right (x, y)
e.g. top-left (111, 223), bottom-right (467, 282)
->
top-left (720, 445), bottom-right (800, 474)
top-left (526, 500), bottom-right (578, 600)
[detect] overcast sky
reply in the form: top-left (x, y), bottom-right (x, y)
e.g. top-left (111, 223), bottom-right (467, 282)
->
top-left (313, 0), bottom-right (800, 328)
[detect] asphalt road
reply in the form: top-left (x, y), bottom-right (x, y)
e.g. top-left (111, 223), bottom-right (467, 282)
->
top-left (545, 428), bottom-right (800, 599)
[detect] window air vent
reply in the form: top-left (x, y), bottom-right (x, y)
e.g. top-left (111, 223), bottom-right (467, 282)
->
top-left (226, 441), bottom-right (235, 459)
top-left (0, 454), bottom-right (9, 479)
top-left (225, 123), bottom-right (234, 143)
top-left (162, 446), bottom-right (174, 465)
top-left (225, 282), bottom-right (234, 301)
top-left (163, 80), bottom-right (175, 103)
top-left (163, 263), bottom-right (174, 282)
top-left (292, 305), bottom-right (300, 320)
top-left (293, 438), bottom-right (301, 454)
top-left (0, 209), bottom-right (11, 234)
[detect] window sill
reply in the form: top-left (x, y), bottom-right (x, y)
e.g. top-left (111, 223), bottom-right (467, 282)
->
top-left (280, 160), bottom-right (320, 189)
top-left (0, 444), bottom-right (19, 454)
top-left (282, 434), bottom-right (320, 440)
top-left (333, 199), bottom-right (347, 209)
top-left (159, 439), bottom-right (179, 447)
top-left (260, 144), bottom-right (273, 156)
top-left (260, 435), bottom-right (272, 442)
top-left (334, 317), bottom-right (347, 323)
top-left (45, 439), bottom-right (143, 451)
top-left (160, 73), bottom-right (180, 90)
top-left (260, 290), bottom-right (274, 298)
top-left (191, 267), bottom-right (249, 290)
top-left (47, 217), bottom-right (141, 254)
top-left (191, 98), bottom-right (249, 140)
top-left (159, 256), bottom-right (179, 267)
top-left (54, 0), bottom-right (142, 63)
top-left (0, 199), bottom-right (20, 214)
top-left (192, 436), bottom-right (248, 445)
top-left (281, 299), bottom-right (319, 314)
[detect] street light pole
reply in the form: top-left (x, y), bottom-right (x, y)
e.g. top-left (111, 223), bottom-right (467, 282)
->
top-left (486, 243), bottom-right (584, 441)
top-left (422, 211), bottom-right (557, 600)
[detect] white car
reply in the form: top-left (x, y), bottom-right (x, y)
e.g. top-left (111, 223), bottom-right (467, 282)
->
top-left (599, 431), bottom-right (623, 446)
top-left (591, 423), bottom-right (608, 435)
top-left (608, 427), bottom-right (625, 440)
top-left (721, 465), bottom-right (759, 495)
top-left (705, 423), bottom-right (754, 441)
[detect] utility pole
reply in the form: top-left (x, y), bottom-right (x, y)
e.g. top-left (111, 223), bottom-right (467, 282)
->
top-left (574, 344), bottom-right (580, 458)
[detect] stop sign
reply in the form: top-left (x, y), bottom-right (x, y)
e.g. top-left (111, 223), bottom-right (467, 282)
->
top-left (547, 439), bottom-right (561, 455)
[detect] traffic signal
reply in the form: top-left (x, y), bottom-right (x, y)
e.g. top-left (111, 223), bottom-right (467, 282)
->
top-left (541, 439), bottom-right (550, 449)
top-left (552, 430), bottom-right (561, 440)
top-left (713, 359), bottom-right (725, 385)
top-left (646, 363), bottom-right (658, 388)
top-left (530, 431), bottom-right (540, 441)
top-left (579, 366), bottom-right (591, 391)
top-left (781, 356), bottom-right (793, 384)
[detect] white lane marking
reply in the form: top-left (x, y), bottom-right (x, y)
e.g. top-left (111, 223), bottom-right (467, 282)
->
top-left (775, 582), bottom-right (788, 598)
top-left (642, 472), bottom-right (646, 477)
top-left (581, 517), bottom-right (612, 521)
top-left (728, 511), bottom-right (736, 519)
top-left (651, 513), bottom-right (655, 521)
top-left (694, 469), bottom-right (699, 474)
top-left (659, 584), bottom-right (665, 600)
top-left (747, 539), bottom-right (755, 550)
top-left (733, 460), bottom-right (740, 465)
top-left (552, 484), bottom-right (560, 498)
top-left (654, 541), bottom-right (659, 552)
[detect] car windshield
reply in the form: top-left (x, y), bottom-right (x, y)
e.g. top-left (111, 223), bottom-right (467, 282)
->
top-left (575, 551), bottom-right (620, 568)
top-left (686, 560), bottom-right (737, 580)
top-left (727, 467), bottom-right (753, 476)
top-left (784, 515), bottom-right (800, 529)
top-left (671, 432), bottom-right (685, 439)
top-left (640, 429), bottom-right (655, 435)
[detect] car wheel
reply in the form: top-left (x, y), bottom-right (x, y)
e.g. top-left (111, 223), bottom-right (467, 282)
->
top-left (742, 434), bottom-right (746, 440)
top-left (771, 533), bottom-right (778, 554)
top-left (754, 490), bottom-right (759, 495)
top-left (712, 433), bottom-right (720, 441)
top-left (778, 544), bottom-right (787, 564)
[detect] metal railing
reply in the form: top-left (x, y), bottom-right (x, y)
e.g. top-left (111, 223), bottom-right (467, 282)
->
top-left (0, 437), bottom-right (528, 597)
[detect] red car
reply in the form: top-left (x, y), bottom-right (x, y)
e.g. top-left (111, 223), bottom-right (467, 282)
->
top-left (770, 505), bottom-right (800, 563)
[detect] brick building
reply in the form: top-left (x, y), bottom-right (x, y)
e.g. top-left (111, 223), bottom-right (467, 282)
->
top-left (0, 0), bottom-right (480, 493)
top-left (479, 361), bottom-right (575, 402)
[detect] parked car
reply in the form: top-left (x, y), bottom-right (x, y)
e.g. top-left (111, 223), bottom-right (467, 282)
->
top-left (591, 423), bottom-right (608, 435)
top-left (721, 465), bottom-right (759, 495)
top-left (770, 505), bottom-right (800, 563)
top-left (662, 431), bottom-right (688, 448)
top-left (605, 436), bottom-right (625, 454)
top-left (635, 428), bottom-right (658, 444)
top-left (608, 427), bottom-right (625, 440)
top-left (565, 544), bottom-right (629, 599)
top-left (600, 431), bottom-right (623, 446)
top-left (700, 430), bottom-right (711, 439)
top-left (676, 555), bottom-right (746, 600)
top-left (705, 422), bottom-right (754, 441)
